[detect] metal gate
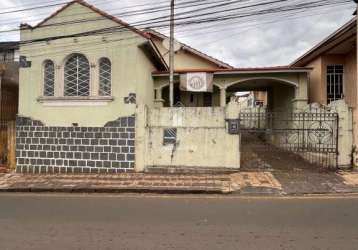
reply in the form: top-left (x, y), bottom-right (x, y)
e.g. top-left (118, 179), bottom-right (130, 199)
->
top-left (238, 111), bottom-right (339, 169)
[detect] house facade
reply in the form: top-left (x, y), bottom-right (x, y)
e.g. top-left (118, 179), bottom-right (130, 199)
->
top-left (291, 17), bottom-right (358, 167)
top-left (16, 0), bottom-right (311, 174)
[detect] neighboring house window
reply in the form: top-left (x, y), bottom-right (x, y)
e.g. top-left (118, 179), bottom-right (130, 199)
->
top-left (99, 58), bottom-right (111, 96)
top-left (255, 100), bottom-right (264, 107)
top-left (43, 60), bottom-right (55, 96)
top-left (327, 65), bottom-right (343, 103)
top-left (64, 54), bottom-right (90, 96)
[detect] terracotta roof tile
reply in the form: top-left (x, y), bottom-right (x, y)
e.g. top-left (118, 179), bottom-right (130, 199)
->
top-left (152, 66), bottom-right (312, 74)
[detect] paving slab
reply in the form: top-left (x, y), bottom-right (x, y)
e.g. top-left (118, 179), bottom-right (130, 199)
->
top-left (272, 170), bottom-right (358, 195)
top-left (0, 173), bottom-right (232, 194)
top-left (1, 170), bottom-right (358, 196)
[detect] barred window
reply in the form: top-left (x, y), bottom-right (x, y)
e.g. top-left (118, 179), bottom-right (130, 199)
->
top-left (64, 54), bottom-right (90, 96)
top-left (43, 60), bottom-right (55, 96)
top-left (327, 65), bottom-right (344, 103)
top-left (99, 58), bottom-right (111, 96)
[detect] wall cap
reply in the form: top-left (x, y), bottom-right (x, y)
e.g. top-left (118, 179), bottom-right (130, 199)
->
top-left (37, 96), bottom-right (114, 106)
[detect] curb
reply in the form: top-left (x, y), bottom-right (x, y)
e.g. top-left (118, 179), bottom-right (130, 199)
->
top-left (0, 187), bottom-right (230, 195)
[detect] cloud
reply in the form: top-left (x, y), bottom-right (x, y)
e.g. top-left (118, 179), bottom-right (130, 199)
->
top-left (0, 0), bottom-right (356, 67)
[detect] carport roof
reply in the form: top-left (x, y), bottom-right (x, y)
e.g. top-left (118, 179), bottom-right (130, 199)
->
top-left (152, 66), bottom-right (312, 76)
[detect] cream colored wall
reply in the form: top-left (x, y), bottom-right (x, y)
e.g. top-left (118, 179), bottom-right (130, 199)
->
top-left (135, 105), bottom-right (240, 171)
top-left (307, 57), bottom-right (323, 104)
top-left (271, 84), bottom-right (295, 111)
top-left (152, 38), bottom-right (221, 69)
top-left (19, 3), bottom-right (156, 126)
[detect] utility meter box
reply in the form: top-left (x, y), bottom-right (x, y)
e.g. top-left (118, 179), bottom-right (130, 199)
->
top-left (226, 119), bottom-right (240, 134)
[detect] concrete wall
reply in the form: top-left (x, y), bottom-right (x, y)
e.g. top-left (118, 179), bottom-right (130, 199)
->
top-left (328, 101), bottom-right (353, 168)
top-left (135, 105), bottom-right (240, 172)
top-left (271, 84), bottom-right (295, 111)
top-left (19, 2), bottom-right (156, 127)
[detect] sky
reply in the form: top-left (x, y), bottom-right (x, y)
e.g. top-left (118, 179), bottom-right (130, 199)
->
top-left (0, 0), bottom-right (356, 67)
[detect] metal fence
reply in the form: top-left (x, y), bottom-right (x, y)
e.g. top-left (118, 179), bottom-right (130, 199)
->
top-left (238, 111), bottom-right (339, 169)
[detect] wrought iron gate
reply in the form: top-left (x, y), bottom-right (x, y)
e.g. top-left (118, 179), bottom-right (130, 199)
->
top-left (238, 111), bottom-right (339, 169)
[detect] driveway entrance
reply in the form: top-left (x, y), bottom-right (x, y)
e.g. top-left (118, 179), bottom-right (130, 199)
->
top-left (239, 111), bottom-right (339, 170)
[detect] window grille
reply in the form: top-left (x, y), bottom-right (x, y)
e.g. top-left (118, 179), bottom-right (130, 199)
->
top-left (64, 54), bottom-right (90, 96)
top-left (43, 60), bottom-right (55, 96)
top-left (327, 65), bottom-right (343, 103)
top-left (163, 128), bottom-right (177, 145)
top-left (99, 58), bottom-right (111, 96)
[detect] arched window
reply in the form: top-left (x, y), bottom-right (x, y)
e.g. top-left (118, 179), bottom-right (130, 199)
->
top-left (43, 60), bottom-right (55, 96)
top-left (99, 58), bottom-right (111, 96)
top-left (64, 54), bottom-right (90, 96)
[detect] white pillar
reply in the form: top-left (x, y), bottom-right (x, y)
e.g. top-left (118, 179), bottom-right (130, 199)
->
top-left (135, 105), bottom-right (148, 172)
top-left (55, 64), bottom-right (63, 97)
top-left (90, 62), bottom-right (98, 96)
top-left (220, 87), bottom-right (226, 107)
top-left (154, 88), bottom-right (165, 108)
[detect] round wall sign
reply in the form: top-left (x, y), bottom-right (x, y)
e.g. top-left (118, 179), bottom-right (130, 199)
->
top-left (188, 75), bottom-right (205, 90)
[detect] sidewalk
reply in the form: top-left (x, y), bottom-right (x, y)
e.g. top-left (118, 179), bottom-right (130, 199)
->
top-left (1, 170), bottom-right (358, 195)
top-left (0, 173), bottom-right (232, 194)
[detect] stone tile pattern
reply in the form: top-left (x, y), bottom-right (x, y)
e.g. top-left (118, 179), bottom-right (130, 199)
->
top-left (0, 173), bottom-right (231, 193)
top-left (15, 116), bottom-right (135, 174)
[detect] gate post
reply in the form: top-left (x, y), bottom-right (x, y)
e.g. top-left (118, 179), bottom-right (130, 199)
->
top-left (135, 105), bottom-right (148, 172)
top-left (7, 121), bottom-right (16, 170)
top-left (220, 87), bottom-right (227, 107)
top-left (329, 101), bottom-right (353, 169)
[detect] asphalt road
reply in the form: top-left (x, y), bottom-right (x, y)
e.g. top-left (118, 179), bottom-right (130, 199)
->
top-left (0, 194), bottom-right (358, 250)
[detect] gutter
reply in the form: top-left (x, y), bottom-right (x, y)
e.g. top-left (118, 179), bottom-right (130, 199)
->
top-left (152, 68), bottom-right (312, 77)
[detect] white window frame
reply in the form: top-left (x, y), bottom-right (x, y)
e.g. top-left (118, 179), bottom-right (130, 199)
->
top-left (98, 57), bottom-right (112, 96)
top-left (64, 53), bottom-right (91, 97)
top-left (38, 53), bottom-right (114, 106)
top-left (327, 64), bottom-right (344, 104)
top-left (43, 60), bottom-right (55, 97)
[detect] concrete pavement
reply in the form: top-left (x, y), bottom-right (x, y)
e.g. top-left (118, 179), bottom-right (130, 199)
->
top-left (1, 170), bottom-right (358, 195)
top-left (0, 193), bottom-right (358, 250)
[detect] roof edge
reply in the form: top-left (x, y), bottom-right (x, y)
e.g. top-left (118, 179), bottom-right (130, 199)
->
top-left (291, 17), bottom-right (357, 67)
top-left (27, 0), bottom-right (150, 39)
top-left (152, 66), bottom-right (312, 75)
top-left (146, 29), bottom-right (234, 69)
